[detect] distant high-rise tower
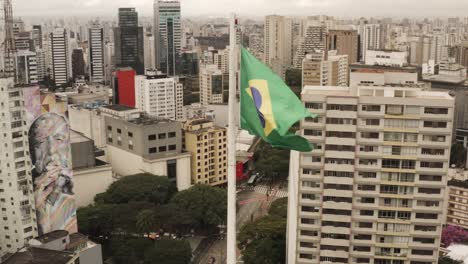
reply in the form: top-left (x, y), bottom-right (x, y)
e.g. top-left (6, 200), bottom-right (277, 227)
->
top-left (1, 0), bottom-right (17, 78)
top-left (264, 15), bottom-right (293, 79)
top-left (114, 8), bottom-right (144, 74)
top-left (50, 28), bottom-right (71, 87)
top-left (358, 23), bottom-right (381, 62)
top-left (71, 48), bottom-right (85, 81)
top-left (154, 0), bottom-right (181, 76)
top-left (89, 24), bottom-right (105, 83)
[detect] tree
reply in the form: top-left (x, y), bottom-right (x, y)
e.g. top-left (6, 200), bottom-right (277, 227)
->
top-left (268, 197), bottom-right (288, 218)
top-left (96, 173), bottom-right (176, 205)
top-left (169, 185), bottom-right (227, 232)
top-left (238, 215), bottom-right (287, 264)
top-left (144, 239), bottom-right (192, 264)
top-left (450, 143), bottom-right (467, 167)
top-left (254, 140), bottom-right (290, 183)
top-left (136, 209), bottom-right (158, 237)
top-left (441, 225), bottom-right (468, 247)
top-left (77, 203), bottom-right (115, 239)
top-left (285, 68), bottom-right (302, 89)
top-left (110, 237), bottom-right (153, 264)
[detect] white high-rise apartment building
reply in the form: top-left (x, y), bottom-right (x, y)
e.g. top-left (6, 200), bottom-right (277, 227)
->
top-left (89, 24), bottom-right (105, 84)
top-left (135, 70), bottom-right (183, 121)
top-left (199, 64), bottom-right (223, 106)
top-left (0, 77), bottom-right (38, 259)
top-left (264, 15), bottom-right (293, 78)
top-left (359, 24), bottom-right (381, 62)
top-left (50, 28), bottom-right (71, 86)
top-left (154, 0), bottom-right (181, 76)
top-left (288, 85), bottom-right (454, 264)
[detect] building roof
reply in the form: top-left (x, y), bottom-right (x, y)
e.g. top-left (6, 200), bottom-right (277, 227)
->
top-left (448, 179), bottom-right (468, 189)
top-left (3, 247), bottom-right (74, 264)
top-left (35, 230), bottom-right (69, 244)
top-left (101, 104), bottom-right (135, 112)
top-left (350, 63), bottom-right (418, 73)
top-left (423, 74), bottom-right (466, 85)
top-left (70, 130), bottom-right (92, 144)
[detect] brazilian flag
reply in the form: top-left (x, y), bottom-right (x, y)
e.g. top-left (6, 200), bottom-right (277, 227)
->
top-left (240, 47), bottom-right (316, 152)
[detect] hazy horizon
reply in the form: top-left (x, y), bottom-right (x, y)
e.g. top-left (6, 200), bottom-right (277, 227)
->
top-left (12, 0), bottom-right (468, 19)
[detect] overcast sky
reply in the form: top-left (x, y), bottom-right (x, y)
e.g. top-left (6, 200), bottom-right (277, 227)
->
top-left (12, 0), bottom-right (468, 18)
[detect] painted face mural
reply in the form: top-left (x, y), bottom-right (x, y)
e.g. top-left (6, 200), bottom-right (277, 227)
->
top-left (28, 112), bottom-right (77, 235)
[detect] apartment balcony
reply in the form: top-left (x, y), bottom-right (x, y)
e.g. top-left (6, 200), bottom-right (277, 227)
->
top-left (323, 176), bottom-right (353, 185)
top-left (413, 204), bottom-right (443, 213)
top-left (325, 137), bottom-right (356, 146)
top-left (322, 201), bottom-right (352, 211)
top-left (351, 250), bottom-right (374, 258)
top-left (299, 223), bottom-right (321, 231)
top-left (354, 190), bottom-right (379, 198)
top-left (354, 176), bottom-right (380, 185)
top-left (300, 199), bottom-right (321, 207)
top-left (413, 192), bottom-right (444, 201)
top-left (299, 211), bottom-right (321, 219)
top-left (321, 226), bottom-right (350, 235)
top-left (301, 173), bottom-right (322, 181)
top-left (356, 163), bottom-right (380, 171)
top-left (357, 136), bottom-right (381, 145)
top-left (357, 154), bottom-right (383, 163)
top-left (324, 151), bottom-right (355, 160)
top-left (416, 180), bottom-right (446, 188)
top-left (408, 253), bottom-right (437, 262)
top-left (324, 163), bottom-right (354, 172)
top-left (374, 252), bottom-right (408, 259)
top-left (411, 215), bottom-right (442, 225)
top-left (297, 256), bottom-right (318, 264)
top-left (322, 214), bottom-right (351, 223)
top-left (326, 124), bottom-right (356, 133)
top-left (358, 110), bottom-right (384, 118)
top-left (323, 189), bottom-right (353, 198)
top-left (357, 125), bottom-right (383, 132)
top-left (421, 113), bottom-right (452, 121)
top-left (298, 235), bottom-right (320, 243)
top-left (419, 126), bottom-right (451, 135)
top-left (418, 153), bottom-right (450, 162)
top-left (351, 227), bottom-right (377, 235)
top-left (353, 214), bottom-right (377, 222)
top-left (419, 140), bottom-right (449, 148)
top-left (302, 122), bottom-right (325, 130)
top-left (298, 246), bottom-right (319, 254)
top-left (354, 202), bottom-right (379, 210)
top-left (326, 110), bottom-right (357, 119)
top-left (320, 249), bottom-right (349, 259)
top-left (320, 238), bottom-right (350, 247)
top-left (409, 241), bottom-right (438, 249)
top-left (304, 134), bottom-right (325, 143)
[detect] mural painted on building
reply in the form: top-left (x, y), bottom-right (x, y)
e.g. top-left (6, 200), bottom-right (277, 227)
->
top-left (24, 87), bottom-right (77, 235)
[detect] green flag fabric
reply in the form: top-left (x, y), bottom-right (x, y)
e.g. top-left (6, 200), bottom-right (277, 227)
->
top-left (240, 47), bottom-right (316, 152)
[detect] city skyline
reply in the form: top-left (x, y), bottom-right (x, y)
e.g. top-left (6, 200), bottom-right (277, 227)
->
top-left (12, 0), bottom-right (468, 18)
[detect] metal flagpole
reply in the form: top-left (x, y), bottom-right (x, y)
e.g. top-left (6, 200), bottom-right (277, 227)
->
top-left (226, 13), bottom-right (238, 264)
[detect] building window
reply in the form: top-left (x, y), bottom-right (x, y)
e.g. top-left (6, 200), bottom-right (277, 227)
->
top-left (148, 135), bottom-right (156, 141)
top-left (107, 126), bottom-right (112, 131)
top-left (158, 133), bottom-right (166, 139)
top-left (149, 148), bottom-right (157, 154)
top-left (117, 128), bottom-right (122, 134)
top-left (128, 132), bottom-right (133, 137)
top-left (168, 145), bottom-right (176, 151)
top-left (168, 132), bottom-right (176, 138)
top-left (159, 146), bottom-right (167, 152)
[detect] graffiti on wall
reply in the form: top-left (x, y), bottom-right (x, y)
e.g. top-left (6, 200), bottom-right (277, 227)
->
top-left (24, 88), bottom-right (77, 235)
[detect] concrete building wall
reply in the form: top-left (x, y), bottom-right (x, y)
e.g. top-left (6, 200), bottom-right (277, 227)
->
top-left (73, 166), bottom-right (113, 208)
top-left (106, 145), bottom-right (191, 191)
top-left (68, 106), bottom-right (107, 149)
top-left (79, 244), bottom-right (103, 264)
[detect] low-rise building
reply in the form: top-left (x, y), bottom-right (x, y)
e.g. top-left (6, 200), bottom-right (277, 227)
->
top-left (183, 119), bottom-right (227, 186)
top-left (3, 230), bottom-right (102, 264)
top-left (350, 63), bottom-right (419, 87)
top-left (446, 180), bottom-right (468, 230)
top-left (104, 106), bottom-right (191, 190)
top-left (365, 50), bottom-right (408, 67)
top-left (70, 130), bottom-right (113, 207)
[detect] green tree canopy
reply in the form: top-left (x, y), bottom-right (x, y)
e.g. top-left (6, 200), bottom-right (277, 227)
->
top-left (169, 184), bottom-right (227, 231)
top-left (110, 237), bottom-right (153, 264)
top-left (136, 209), bottom-right (158, 236)
top-left (268, 197), bottom-right (288, 218)
top-left (450, 143), bottom-right (467, 168)
top-left (238, 215), bottom-right (287, 264)
top-left (144, 239), bottom-right (192, 264)
top-left (95, 174), bottom-right (176, 205)
top-left (254, 140), bottom-right (290, 181)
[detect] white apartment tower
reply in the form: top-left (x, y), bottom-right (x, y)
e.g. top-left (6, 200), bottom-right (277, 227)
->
top-left (89, 24), bottom-right (105, 83)
top-left (359, 24), bottom-right (381, 62)
top-left (199, 64), bottom-right (223, 106)
top-left (50, 28), bottom-right (71, 86)
top-left (135, 70), bottom-right (183, 121)
top-left (288, 85), bottom-right (454, 264)
top-left (264, 15), bottom-right (293, 78)
top-left (154, 0), bottom-right (181, 76)
top-left (0, 77), bottom-right (38, 259)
